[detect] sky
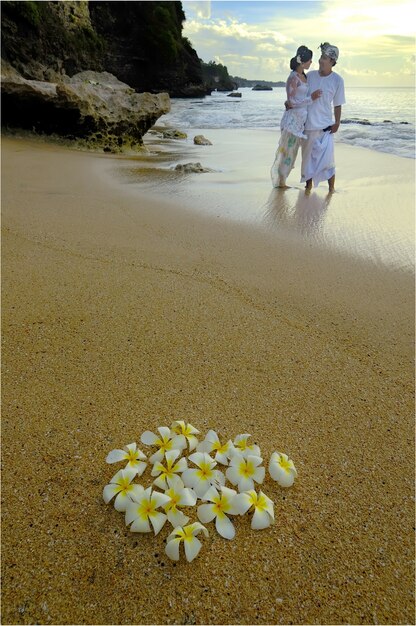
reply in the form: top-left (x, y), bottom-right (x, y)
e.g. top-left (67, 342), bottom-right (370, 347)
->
top-left (182, 0), bottom-right (415, 86)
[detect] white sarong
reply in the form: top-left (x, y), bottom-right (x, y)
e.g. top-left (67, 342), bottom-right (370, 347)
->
top-left (301, 130), bottom-right (335, 187)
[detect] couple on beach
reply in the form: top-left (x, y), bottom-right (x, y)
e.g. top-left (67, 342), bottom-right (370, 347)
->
top-left (271, 42), bottom-right (345, 193)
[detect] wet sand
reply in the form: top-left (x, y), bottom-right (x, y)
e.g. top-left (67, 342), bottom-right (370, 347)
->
top-left (1, 135), bottom-right (414, 625)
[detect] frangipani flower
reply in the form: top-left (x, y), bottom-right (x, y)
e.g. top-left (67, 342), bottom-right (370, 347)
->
top-left (165, 522), bottom-right (208, 562)
top-left (140, 426), bottom-right (186, 464)
top-left (151, 449), bottom-right (188, 490)
top-left (171, 420), bottom-right (200, 452)
top-left (269, 451), bottom-right (297, 487)
top-left (233, 434), bottom-right (261, 458)
top-left (103, 468), bottom-right (144, 512)
top-left (125, 486), bottom-right (170, 535)
top-left (197, 429), bottom-right (235, 465)
top-left (226, 452), bottom-right (265, 492)
top-left (197, 486), bottom-right (246, 539)
top-left (236, 489), bottom-right (275, 529)
top-left (106, 442), bottom-right (147, 477)
top-left (181, 452), bottom-right (225, 498)
top-left (163, 475), bottom-right (197, 527)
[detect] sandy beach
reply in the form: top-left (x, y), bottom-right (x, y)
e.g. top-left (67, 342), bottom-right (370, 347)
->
top-left (1, 134), bottom-right (414, 625)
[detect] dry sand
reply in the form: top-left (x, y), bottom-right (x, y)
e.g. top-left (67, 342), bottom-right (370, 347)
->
top-left (1, 135), bottom-right (414, 625)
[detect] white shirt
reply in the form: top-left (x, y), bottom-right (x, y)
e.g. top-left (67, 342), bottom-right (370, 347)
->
top-left (304, 70), bottom-right (346, 131)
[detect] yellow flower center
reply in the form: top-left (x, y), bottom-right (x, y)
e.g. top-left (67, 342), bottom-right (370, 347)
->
top-left (279, 457), bottom-right (292, 472)
top-left (213, 441), bottom-right (228, 454)
top-left (197, 462), bottom-right (212, 480)
top-left (157, 438), bottom-right (172, 454)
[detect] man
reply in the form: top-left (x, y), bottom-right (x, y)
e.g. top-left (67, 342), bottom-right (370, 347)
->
top-left (301, 42), bottom-right (345, 193)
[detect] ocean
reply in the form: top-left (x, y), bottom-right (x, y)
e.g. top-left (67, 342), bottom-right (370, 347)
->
top-left (159, 86), bottom-right (415, 159)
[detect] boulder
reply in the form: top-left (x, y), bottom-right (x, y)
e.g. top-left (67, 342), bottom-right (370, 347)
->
top-left (193, 135), bottom-right (212, 145)
top-left (174, 162), bottom-right (213, 173)
top-left (1, 64), bottom-right (171, 151)
top-left (252, 84), bottom-right (273, 91)
top-left (162, 129), bottom-right (187, 139)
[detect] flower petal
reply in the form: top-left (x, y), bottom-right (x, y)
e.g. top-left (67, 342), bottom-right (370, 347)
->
top-left (165, 537), bottom-right (181, 561)
top-left (174, 457), bottom-right (188, 473)
top-left (215, 451), bottom-right (229, 466)
top-left (165, 448), bottom-right (181, 464)
top-left (130, 484), bottom-right (145, 500)
top-left (200, 485), bottom-right (220, 503)
top-left (106, 449), bottom-right (128, 464)
top-left (231, 492), bottom-right (252, 515)
top-left (197, 503), bottom-right (216, 524)
top-left (153, 475), bottom-right (168, 490)
top-left (140, 430), bottom-right (158, 446)
top-left (103, 483), bottom-right (120, 503)
top-left (196, 440), bottom-right (214, 453)
top-left (225, 466), bottom-right (239, 485)
top-left (187, 435), bottom-right (199, 451)
top-left (125, 502), bottom-right (140, 525)
top-left (238, 476), bottom-right (254, 492)
top-left (149, 511), bottom-right (167, 535)
top-left (188, 522), bottom-right (209, 537)
top-left (158, 426), bottom-right (172, 440)
top-left (253, 466), bottom-right (265, 484)
top-left (178, 488), bottom-right (197, 507)
top-left (181, 468), bottom-right (198, 488)
top-left (171, 434), bottom-right (187, 450)
top-left (114, 491), bottom-right (132, 512)
top-left (151, 491), bottom-right (171, 508)
top-left (167, 509), bottom-right (189, 527)
top-left (130, 517), bottom-right (151, 533)
top-left (252, 508), bottom-right (272, 530)
top-left (149, 449), bottom-right (164, 464)
top-left (215, 513), bottom-right (235, 540)
top-left (184, 536), bottom-right (202, 562)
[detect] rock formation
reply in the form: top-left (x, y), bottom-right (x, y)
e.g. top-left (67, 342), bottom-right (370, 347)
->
top-left (1, 64), bottom-right (170, 151)
top-left (1, 1), bottom-right (210, 97)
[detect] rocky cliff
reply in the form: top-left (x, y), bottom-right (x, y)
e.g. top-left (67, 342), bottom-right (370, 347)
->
top-left (1, 1), bottom-right (208, 96)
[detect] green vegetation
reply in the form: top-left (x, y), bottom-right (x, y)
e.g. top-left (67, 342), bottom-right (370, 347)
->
top-left (201, 61), bottom-right (235, 91)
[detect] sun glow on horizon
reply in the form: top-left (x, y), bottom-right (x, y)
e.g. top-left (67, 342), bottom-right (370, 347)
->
top-left (182, 0), bottom-right (416, 86)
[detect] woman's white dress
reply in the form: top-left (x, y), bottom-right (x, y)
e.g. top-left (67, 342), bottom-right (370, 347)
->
top-left (271, 71), bottom-right (312, 187)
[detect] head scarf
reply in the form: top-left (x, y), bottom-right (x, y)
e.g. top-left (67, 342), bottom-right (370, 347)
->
top-left (319, 42), bottom-right (339, 62)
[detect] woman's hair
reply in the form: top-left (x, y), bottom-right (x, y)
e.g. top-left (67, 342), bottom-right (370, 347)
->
top-left (290, 45), bottom-right (313, 70)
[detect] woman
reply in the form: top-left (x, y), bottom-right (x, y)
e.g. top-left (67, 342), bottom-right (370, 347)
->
top-left (271, 46), bottom-right (321, 189)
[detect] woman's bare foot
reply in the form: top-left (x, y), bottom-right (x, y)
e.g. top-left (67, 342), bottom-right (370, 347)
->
top-left (305, 179), bottom-right (312, 192)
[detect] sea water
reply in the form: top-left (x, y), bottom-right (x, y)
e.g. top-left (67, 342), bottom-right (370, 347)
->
top-left (159, 86), bottom-right (415, 159)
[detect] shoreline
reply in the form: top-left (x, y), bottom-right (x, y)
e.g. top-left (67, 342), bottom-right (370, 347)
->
top-left (2, 135), bottom-right (414, 625)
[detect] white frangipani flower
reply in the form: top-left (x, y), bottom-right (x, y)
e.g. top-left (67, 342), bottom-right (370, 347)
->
top-left (140, 426), bottom-right (186, 464)
top-left (103, 468), bottom-right (144, 512)
top-left (163, 475), bottom-right (197, 527)
top-left (181, 452), bottom-right (225, 498)
top-left (197, 429), bottom-right (235, 465)
top-left (165, 522), bottom-right (208, 562)
top-left (269, 451), bottom-right (297, 487)
top-left (233, 433), bottom-right (261, 458)
top-left (226, 452), bottom-right (265, 492)
top-left (151, 449), bottom-right (188, 490)
top-left (236, 489), bottom-right (275, 529)
top-left (105, 442), bottom-right (147, 477)
top-left (125, 486), bottom-right (170, 535)
top-left (197, 485), bottom-right (246, 539)
top-left (171, 420), bottom-right (200, 452)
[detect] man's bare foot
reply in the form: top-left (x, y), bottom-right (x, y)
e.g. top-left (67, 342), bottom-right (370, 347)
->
top-left (277, 184), bottom-right (290, 189)
top-left (328, 186), bottom-right (335, 193)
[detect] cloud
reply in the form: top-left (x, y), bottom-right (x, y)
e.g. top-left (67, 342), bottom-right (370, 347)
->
top-left (183, 1), bottom-right (415, 85)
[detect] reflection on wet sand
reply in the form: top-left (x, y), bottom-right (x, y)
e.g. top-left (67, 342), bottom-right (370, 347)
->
top-left (263, 188), bottom-right (332, 237)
